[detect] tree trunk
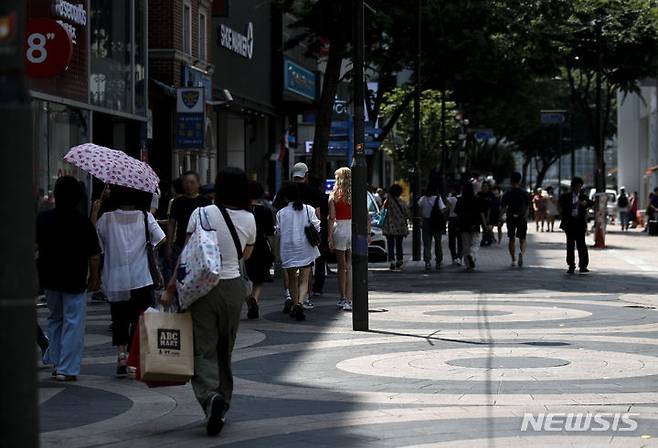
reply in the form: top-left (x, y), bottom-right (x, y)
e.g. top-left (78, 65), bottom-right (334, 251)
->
top-left (521, 157), bottom-right (531, 188)
top-left (310, 36), bottom-right (345, 177)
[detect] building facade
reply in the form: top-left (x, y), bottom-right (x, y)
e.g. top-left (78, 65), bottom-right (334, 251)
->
top-left (617, 85), bottom-right (658, 208)
top-left (28, 0), bottom-right (148, 206)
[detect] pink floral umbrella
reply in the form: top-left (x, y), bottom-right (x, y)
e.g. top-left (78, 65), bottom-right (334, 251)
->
top-left (64, 143), bottom-right (160, 193)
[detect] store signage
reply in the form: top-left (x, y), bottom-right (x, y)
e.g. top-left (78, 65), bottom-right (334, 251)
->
top-left (24, 18), bottom-right (73, 78)
top-left (176, 87), bottom-right (205, 149)
top-left (218, 22), bottom-right (253, 59)
top-left (284, 58), bottom-right (317, 101)
top-left (51, 0), bottom-right (87, 44)
top-left (183, 65), bottom-right (212, 101)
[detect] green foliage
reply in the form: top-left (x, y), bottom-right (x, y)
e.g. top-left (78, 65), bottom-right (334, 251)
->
top-left (379, 88), bottom-right (458, 181)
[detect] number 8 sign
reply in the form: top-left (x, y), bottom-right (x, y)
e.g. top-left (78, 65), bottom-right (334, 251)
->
top-left (24, 18), bottom-right (73, 78)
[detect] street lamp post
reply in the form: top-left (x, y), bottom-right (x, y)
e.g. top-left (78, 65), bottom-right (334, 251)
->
top-left (0, 2), bottom-right (39, 446)
top-left (352, 0), bottom-right (369, 331)
top-left (593, 18), bottom-right (607, 248)
top-left (411, 0), bottom-right (422, 261)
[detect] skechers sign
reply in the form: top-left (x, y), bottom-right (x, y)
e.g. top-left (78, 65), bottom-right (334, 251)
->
top-left (218, 22), bottom-right (253, 59)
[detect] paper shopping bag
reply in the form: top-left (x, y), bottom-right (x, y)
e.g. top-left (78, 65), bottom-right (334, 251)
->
top-left (139, 311), bottom-right (194, 383)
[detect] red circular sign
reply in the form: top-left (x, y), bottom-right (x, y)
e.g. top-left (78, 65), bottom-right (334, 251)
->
top-left (24, 18), bottom-right (73, 78)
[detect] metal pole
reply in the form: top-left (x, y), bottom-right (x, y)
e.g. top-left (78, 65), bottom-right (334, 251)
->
top-left (594, 19), bottom-right (606, 248)
top-left (352, 0), bottom-right (369, 331)
top-left (558, 123), bottom-right (563, 191)
top-left (440, 85), bottom-right (447, 192)
top-left (570, 112), bottom-right (576, 180)
top-left (0, 2), bottom-right (39, 446)
top-left (411, 0), bottom-right (422, 261)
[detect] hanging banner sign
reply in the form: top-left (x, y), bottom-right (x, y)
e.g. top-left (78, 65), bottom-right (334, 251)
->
top-left (24, 18), bottom-right (73, 78)
top-left (176, 87), bottom-right (205, 149)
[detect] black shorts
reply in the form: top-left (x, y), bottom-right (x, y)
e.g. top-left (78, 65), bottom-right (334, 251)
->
top-left (507, 217), bottom-right (527, 240)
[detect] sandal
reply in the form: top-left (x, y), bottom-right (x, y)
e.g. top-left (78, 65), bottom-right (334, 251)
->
top-left (116, 352), bottom-right (128, 377)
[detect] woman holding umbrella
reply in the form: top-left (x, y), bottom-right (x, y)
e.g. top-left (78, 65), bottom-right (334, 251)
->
top-left (65, 144), bottom-right (165, 376)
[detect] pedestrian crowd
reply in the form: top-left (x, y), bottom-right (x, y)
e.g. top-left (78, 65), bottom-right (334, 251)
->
top-left (34, 152), bottom-right (653, 437)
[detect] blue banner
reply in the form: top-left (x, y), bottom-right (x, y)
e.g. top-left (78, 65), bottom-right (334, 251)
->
top-left (175, 113), bottom-right (204, 148)
top-left (284, 59), bottom-right (317, 101)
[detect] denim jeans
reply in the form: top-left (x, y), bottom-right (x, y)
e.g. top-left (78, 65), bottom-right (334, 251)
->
top-left (43, 290), bottom-right (87, 376)
top-left (421, 218), bottom-right (443, 264)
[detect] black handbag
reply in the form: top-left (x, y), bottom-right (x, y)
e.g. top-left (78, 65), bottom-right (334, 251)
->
top-left (304, 206), bottom-right (321, 247)
top-left (143, 211), bottom-right (164, 290)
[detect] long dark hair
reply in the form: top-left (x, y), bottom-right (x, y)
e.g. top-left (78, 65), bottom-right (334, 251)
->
top-left (215, 167), bottom-right (249, 209)
top-left (279, 182), bottom-right (303, 211)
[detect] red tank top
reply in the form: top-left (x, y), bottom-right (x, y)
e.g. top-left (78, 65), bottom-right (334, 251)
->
top-left (335, 199), bottom-right (352, 220)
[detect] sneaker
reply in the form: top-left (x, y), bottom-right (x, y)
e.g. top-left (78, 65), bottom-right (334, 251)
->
top-left (303, 297), bottom-right (314, 310)
top-left (290, 304), bottom-right (306, 321)
top-left (466, 255), bottom-right (475, 270)
top-left (567, 267), bottom-right (576, 274)
top-left (282, 298), bottom-right (293, 314)
top-left (116, 353), bottom-right (128, 377)
top-left (389, 262), bottom-right (396, 271)
top-left (395, 260), bottom-right (404, 269)
top-left (435, 262), bottom-right (442, 270)
top-left (247, 297), bottom-right (259, 320)
top-left (342, 302), bottom-right (353, 311)
top-left (425, 261), bottom-right (432, 271)
top-left (336, 298), bottom-right (346, 309)
top-left (517, 252), bottom-right (524, 268)
top-left (205, 393), bottom-right (227, 436)
top-left (55, 374), bottom-right (77, 382)
top-left (579, 267), bottom-right (590, 274)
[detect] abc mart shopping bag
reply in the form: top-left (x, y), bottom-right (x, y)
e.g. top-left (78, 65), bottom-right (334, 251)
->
top-left (177, 206), bottom-right (222, 309)
top-left (139, 309), bottom-right (194, 383)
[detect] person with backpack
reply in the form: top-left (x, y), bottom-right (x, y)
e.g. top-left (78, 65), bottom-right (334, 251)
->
top-left (418, 186), bottom-right (447, 270)
top-left (501, 172), bottom-right (530, 268)
top-left (160, 167), bottom-right (256, 437)
top-left (617, 188), bottom-right (630, 232)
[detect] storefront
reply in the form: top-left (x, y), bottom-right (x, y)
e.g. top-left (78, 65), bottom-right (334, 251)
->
top-left (28, 0), bottom-right (148, 206)
top-left (210, 0), bottom-right (277, 188)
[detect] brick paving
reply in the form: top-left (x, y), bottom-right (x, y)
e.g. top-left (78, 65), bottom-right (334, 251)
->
top-left (38, 225), bottom-right (658, 447)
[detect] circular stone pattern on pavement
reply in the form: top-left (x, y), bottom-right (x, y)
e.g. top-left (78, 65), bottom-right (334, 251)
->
top-left (336, 347), bottom-right (658, 382)
top-left (367, 304), bottom-right (592, 324)
top-left (446, 356), bottom-right (570, 369)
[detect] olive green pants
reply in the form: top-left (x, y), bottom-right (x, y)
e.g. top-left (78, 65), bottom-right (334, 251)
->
top-left (189, 277), bottom-right (245, 412)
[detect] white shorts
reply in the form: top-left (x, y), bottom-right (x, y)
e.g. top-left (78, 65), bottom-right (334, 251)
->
top-left (332, 219), bottom-right (352, 251)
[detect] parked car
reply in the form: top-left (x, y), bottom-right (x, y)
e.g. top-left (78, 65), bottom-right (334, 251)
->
top-left (586, 189), bottom-right (617, 222)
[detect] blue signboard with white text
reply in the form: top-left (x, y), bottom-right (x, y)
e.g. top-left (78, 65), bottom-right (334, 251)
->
top-left (176, 87), bottom-right (205, 149)
top-left (284, 59), bottom-right (317, 101)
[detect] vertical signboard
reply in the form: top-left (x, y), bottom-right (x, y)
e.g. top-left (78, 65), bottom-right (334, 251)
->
top-left (176, 87), bottom-right (205, 149)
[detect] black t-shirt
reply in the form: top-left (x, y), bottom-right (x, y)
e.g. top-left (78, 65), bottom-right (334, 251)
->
top-left (502, 188), bottom-right (530, 220)
top-left (36, 208), bottom-right (102, 294)
top-left (454, 196), bottom-right (488, 232)
top-left (169, 195), bottom-right (212, 247)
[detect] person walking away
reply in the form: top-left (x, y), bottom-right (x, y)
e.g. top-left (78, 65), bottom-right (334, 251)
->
top-left (477, 182), bottom-right (496, 246)
top-left (418, 186), bottom-right (446, 270)
top-left (446, 184), bottom-right (463, 265)
top-left (328, 168), bottom-right (354, 310)
top-left (245, 181), bottom-right (275, 320)
top-left (276, 182), bottom-right (321, 321)
top-left (383, 184), bottom-right (409, 271)
top-left (617, 188), bottom-right (630, 232)
top-left (37, 176), bottom-right (101, 381)
top-left (492, 185), bottom-right (504, 243)
top-left (309, 175), bottom-right (330, 301)
top-left (532, 189), bottom-right (547, 232)
top-left (454, 182), bottom-right (487, 270)
top-left (559, 177), bottom-right (592, 274)
top-left (166, 171), bottom-right (211, 280)
top-left (95, 185), bottom-right (165, 376)
top-left (501, 172), bottom-right (530, 267)
top-left (161, 167), bottom-right (256, 436)
top-left (545, 186), bottom-right (559, 232)
top-left (630, 191), bottom-right (639, 229)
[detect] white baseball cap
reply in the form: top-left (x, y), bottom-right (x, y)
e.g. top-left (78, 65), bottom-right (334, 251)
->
top-left (291, 162), bottom-right (309, 179)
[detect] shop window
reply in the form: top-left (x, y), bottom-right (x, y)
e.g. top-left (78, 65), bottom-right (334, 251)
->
top-left (90, 0), bottom-right (132, 112)
top-left (199, 9), bottom-right (207, 60)
top-left (183, 2), bottom-right (192, 54)
top-left (135, 0), bottom-right (147, 115)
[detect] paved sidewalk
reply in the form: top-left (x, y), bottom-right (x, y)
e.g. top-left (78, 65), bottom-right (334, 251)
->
top-left (38, 226), bottom-right (658, 447)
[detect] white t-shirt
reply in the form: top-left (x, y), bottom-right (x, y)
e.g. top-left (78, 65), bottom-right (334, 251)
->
top-left (276, 203), bottom-right (321, 268)
top-left (446, 195), bottom-right (459, 218)
top-left (418, 195), bottom-right (446, 219)
top-left (187, 205), bottom-right (256, 280)
top-left (96, 209), bottom-right (165, 301)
